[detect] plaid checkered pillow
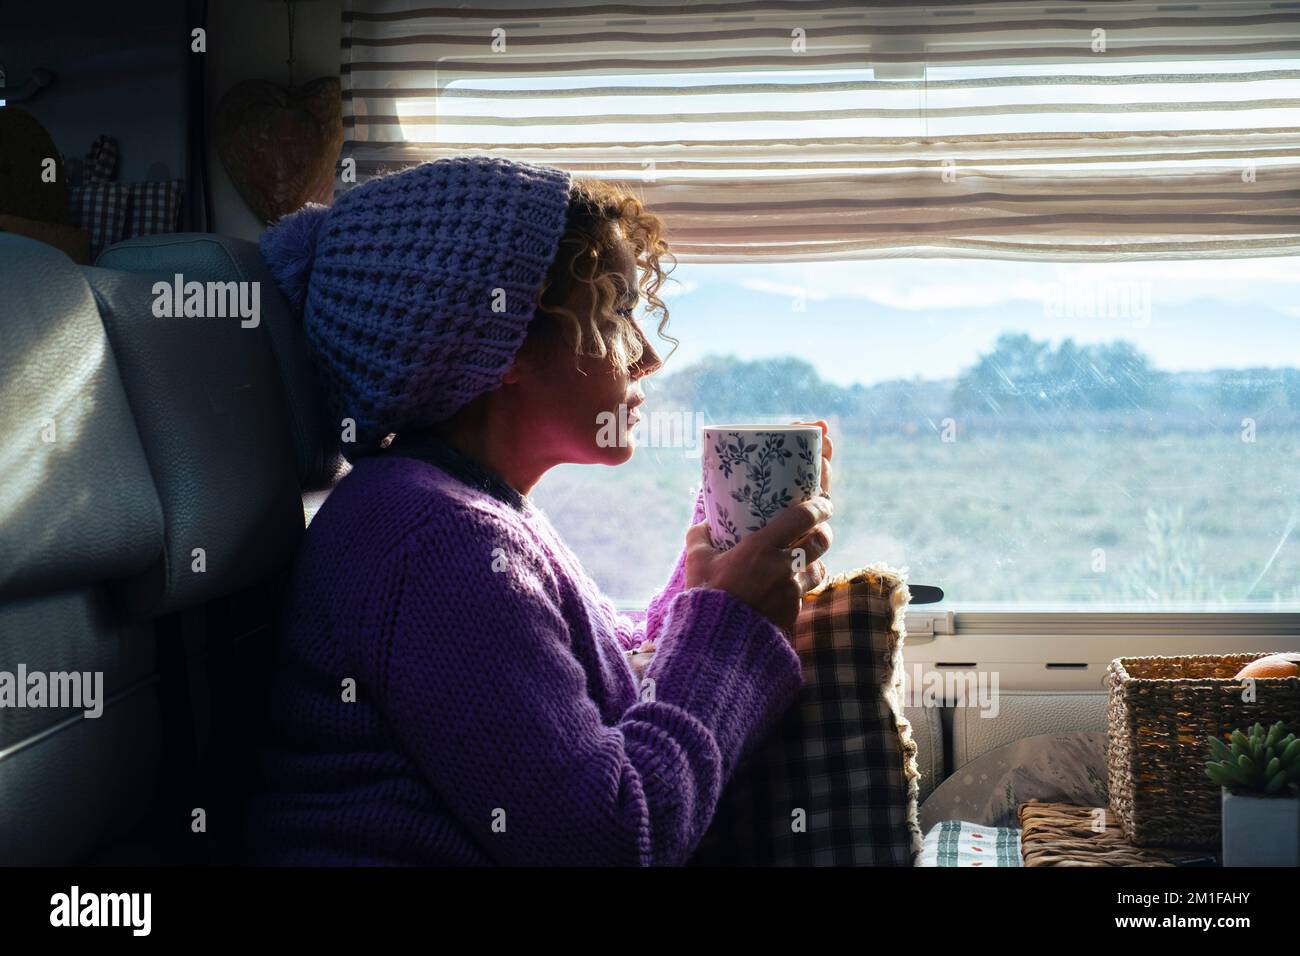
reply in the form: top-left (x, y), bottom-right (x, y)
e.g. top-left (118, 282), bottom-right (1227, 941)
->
top-left (70, 182), bottom-right (129, 260)
top-left (84, 134), bottom-right (119, 184)
top-left (124, 180), bottom-right (183, 238)
top-left (689, 565), bottom-right (924, 866)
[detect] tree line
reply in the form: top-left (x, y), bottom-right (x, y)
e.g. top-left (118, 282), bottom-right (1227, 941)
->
top-left (649, 333), bottom-right (1300, 431)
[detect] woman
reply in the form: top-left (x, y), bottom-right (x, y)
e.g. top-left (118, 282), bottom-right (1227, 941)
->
top-left (241, 156), bottom-right (834, 866)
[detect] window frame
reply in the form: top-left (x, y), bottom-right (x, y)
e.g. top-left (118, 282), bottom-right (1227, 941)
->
top-left (494, 3), bottom-right (1300, 642)
top-left (610, 601), bottom-right (1300, 637)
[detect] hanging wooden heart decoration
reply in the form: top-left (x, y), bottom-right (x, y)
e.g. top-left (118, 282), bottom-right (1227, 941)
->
top-left (215, 76), bottom-right (343, 224)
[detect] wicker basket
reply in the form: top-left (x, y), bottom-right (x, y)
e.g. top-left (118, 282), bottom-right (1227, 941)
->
top-left (1017, 801), bottom-right (1192, 866)
top-left (1105, 653), bottom-right (1300, 848)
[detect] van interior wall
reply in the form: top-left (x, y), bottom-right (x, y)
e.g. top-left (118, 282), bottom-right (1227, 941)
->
top-left (5, 0), bottom-right (189, 189)
top-left (206, 0), bottom-right (344, 241)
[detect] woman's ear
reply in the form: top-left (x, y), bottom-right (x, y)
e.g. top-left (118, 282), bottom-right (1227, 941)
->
top-left (505, 317), bottom-right (550, 387)
top-left (506, 321), bottom-right (560, 386)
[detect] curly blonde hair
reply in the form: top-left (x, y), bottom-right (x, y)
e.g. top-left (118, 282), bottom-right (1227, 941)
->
top-left (529, 176), bottom-right (679, 371)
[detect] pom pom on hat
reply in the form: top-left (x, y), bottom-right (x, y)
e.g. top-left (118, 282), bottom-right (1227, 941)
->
top-left (259, 202), bottom-right (330, 311)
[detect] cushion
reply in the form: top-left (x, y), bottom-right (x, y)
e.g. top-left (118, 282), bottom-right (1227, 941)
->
top-left (83, 134), bottom-right (119, 184)
top-left (919, 730), bottom-right (1109, 832)
top-left (916, 820), bottom-right (1022, 867)
top-left (70, 182), bottom-right (129, 259)
top-left (125, 180), bottom-right (184, 237)
top-left (689, 565), bottom-right (924, 866)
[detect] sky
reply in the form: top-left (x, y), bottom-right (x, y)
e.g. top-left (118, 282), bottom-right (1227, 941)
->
top-left (648, 256), bottom-right (1300, 387)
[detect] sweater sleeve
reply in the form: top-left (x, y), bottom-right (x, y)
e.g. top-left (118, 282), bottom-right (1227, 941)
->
top-left (644, 486), bottom-right (707, 643)
top-left (362, 506), bottom-right (802, 867)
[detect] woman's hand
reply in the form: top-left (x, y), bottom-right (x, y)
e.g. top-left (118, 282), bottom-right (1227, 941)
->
top-left (684, 495), bottom-right (834, 636)
top-left (789, 418), bottom-right (833, 588)
top-left (791, 419), bottom-right (833, 499)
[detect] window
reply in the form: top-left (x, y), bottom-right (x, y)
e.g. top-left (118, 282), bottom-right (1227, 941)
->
top-left (342, 0), bottom-right (1300, 627)
top-left (533, 256), bottom-right (1300, 611)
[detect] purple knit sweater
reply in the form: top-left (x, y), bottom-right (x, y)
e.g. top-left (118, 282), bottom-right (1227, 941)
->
top-left (241, 441), bottom-right (804, 866)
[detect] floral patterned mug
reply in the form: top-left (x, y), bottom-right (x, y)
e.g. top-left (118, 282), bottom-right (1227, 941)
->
top-left (701, 424), bottom-right (823, 551)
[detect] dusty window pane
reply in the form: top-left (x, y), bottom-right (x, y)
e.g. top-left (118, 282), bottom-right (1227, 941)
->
top-left (532, 258), bottom-right (1300, 610)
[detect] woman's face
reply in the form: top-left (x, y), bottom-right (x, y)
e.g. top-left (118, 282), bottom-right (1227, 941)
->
top-left (511, 235), bottom-right (662, 468)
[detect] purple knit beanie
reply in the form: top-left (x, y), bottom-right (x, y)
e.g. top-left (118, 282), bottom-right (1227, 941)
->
top-left (259, 155), bottom-right (573, 454)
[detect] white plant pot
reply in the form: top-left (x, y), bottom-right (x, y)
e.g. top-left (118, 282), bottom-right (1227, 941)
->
top-left (1221, 788), bottom-right (1300, 867)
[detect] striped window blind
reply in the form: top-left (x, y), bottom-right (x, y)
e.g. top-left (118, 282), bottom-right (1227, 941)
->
top-left (341, 0), bottom-right (1300, 262)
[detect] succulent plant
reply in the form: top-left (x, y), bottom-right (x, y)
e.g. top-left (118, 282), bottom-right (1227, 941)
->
top-left (1205, 721), bottom-right (1300, 796)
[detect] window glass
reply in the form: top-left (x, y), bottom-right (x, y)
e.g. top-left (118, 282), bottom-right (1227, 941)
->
top-left (533, 257), bottom-right (1300, 609)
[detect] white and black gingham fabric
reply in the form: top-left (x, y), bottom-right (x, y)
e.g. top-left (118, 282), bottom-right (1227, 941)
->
top-left (125, 180), bottom-right (183, 237)
top-left (70, 182), bottom-right (129, 260)
top-left (84, 134), bottom-right (118, 183)
top-left (70, 135), bottom-right (129, 260)
top-left (689, 566), bottom-right (924, 866)
top-left (68, 133), bottom-right (184, 258)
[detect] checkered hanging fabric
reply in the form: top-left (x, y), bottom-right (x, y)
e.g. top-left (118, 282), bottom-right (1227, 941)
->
top-left (69, 136), bottom-right (128, 260)
top-left (83, 135), bottom-right (118, 184)
top-left (124, 180), bottom-right (183, 237)
top-left (70, 184), bottom-right (127, 259)
top-left (68, 134), bottom-right (184, 259)
top-left (690, 565), bottom-right (924, 866)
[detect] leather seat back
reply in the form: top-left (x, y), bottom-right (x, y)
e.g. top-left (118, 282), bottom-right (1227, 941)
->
top-left (96, 234), bottom-right (346, 491)
top-left (1, 232), bottom-right (342, 863)
top-left (81, 265), bottom-right (304, 618)
top-left (0, 235), bottom-right (166, 863)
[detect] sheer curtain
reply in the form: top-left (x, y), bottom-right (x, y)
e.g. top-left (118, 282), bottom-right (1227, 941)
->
top-left (340, 0), bottom-right (1300, 261)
